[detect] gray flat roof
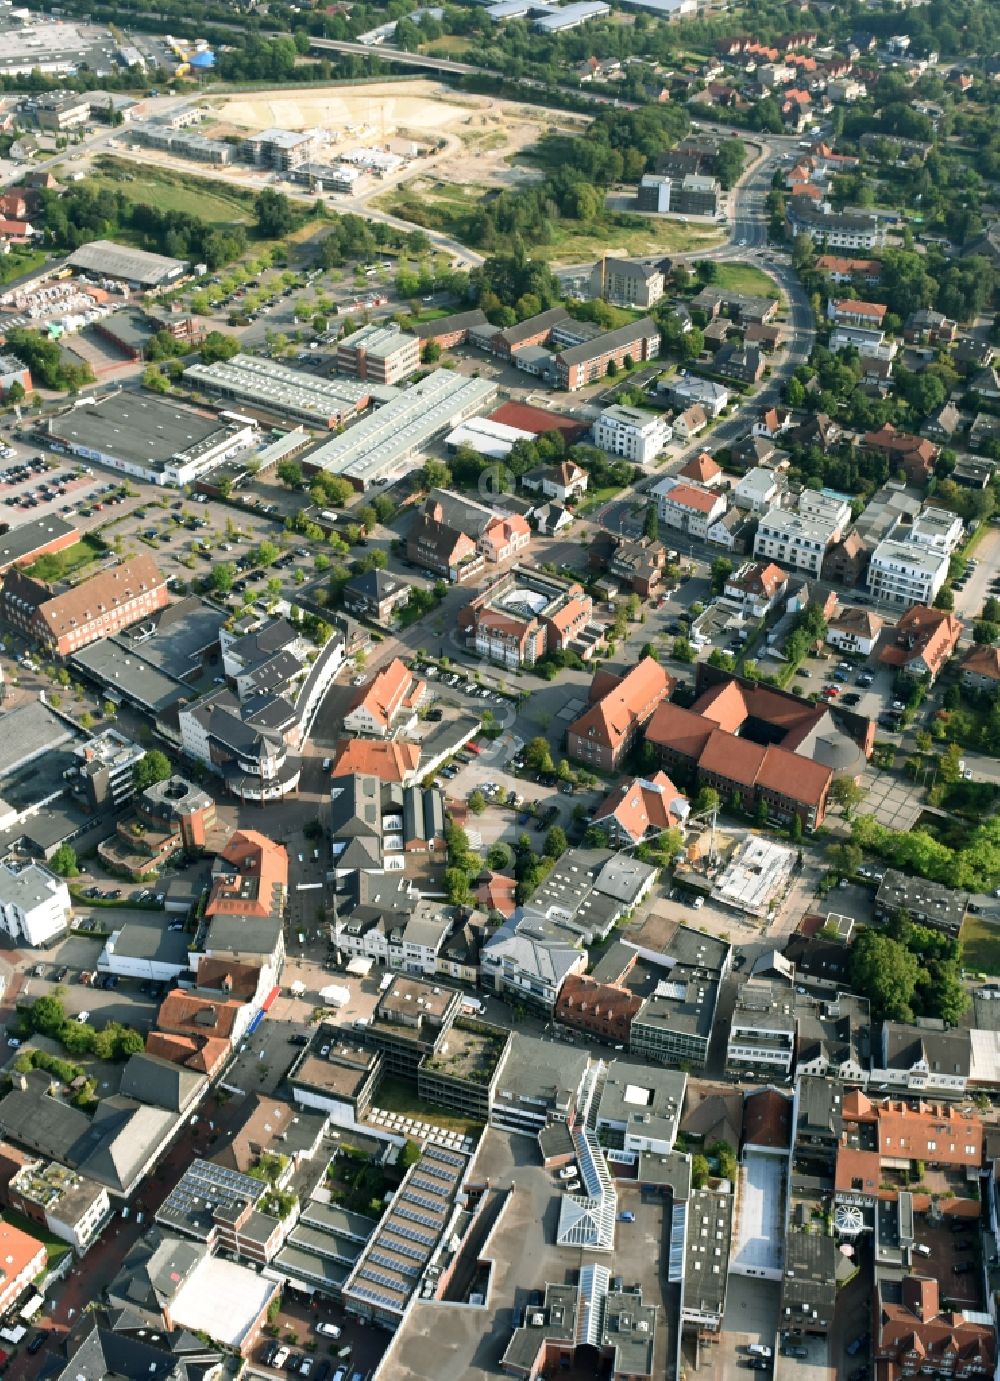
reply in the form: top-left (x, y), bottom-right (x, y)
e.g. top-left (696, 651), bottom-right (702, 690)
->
top-left (0, 514), bottom-right (77, 570)
top-left (49, 393), bottom-right (237, 471)
top-left (0, 700), bottom-right (77, 777)
top-left (107, 914), bottom-right (190, 966)
top-left (72, 639), bottom-right (188, 714)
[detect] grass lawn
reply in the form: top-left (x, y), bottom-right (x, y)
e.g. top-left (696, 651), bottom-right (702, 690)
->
top-left (375, 183), bottom-right (722, 264)
top-left (0, 1206), bottom-right (72, 1266)
top-left (28, 534), bottom-right (105, 583)
top-left (711, 263), bottom-right (782, 298)
top-left (88, 159), bottom-right (255, 226)
top-left (373, 1075), bottom-right (484, 1138)
top-left (0, 248), bottom-right (47, 287)
top-left (577, 484), bottom-right (627, 514)
top-left (960, 915), bottom-right (1000, 977)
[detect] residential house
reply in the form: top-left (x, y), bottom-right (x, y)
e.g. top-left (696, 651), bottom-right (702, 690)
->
top-left (343, 658), bottom-right (427, 738)
top-left (590, 255), bottom-right (667, 310)
top-left (960, 644), bottom-right (1000, 693)
top-left (567, 657), bottom-right (675, 772)
top-left (863, 425), bottom-right (939, 486)
top-left (904, 308), bottom-right (957, 346)
top-left (706, 508), bottom-right (751, 552)
top-left (653, 479), bottom-right (727, 538)
top-left (592, 771), bottom-right (688, 847)
top-left (822, 531), bottom-right (869, 588)
top-left (521, 460), bottom-right (589, 504)
top-left (923, 402), bottom-right (962, 443)
top-left (827, 298), bottom-right (887, 329)
top-left (342, 569), bottom-right (411, 626)
top-left (0, 862), bottom-right (71, 948)
top-left (723, 560), bottom-right (789, 618)
top-left (876, 1276), bottom-right (994, 1381)
top-left (867, 538), bottom-right (949, 609)
top-left (405, 499), bottom-right (483, 583)
top-left (593, 404), bottom-right (672, 465)
top-left (754, 508), bottom-right (840, 578)
top-left (878, 605), bottom-right (962, 682)
top-left (663, 376), bottom-right (730, 418)
top-left (678, 452), bottom-right (723, 487)
top-left (588, 533), bottom-right (669, 598)
top-left (672, 403), bottom-right (708, 439)
top-left (871, 1021), bottom-right (972, 1097)
top-left (734, 468), bottom-right (781, 513)
top-left (826, 606), bottom-right (885, 657)
top-left (713, 342), bottom-right (765, 384)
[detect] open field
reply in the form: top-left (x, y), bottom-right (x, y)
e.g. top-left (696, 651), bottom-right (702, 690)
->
top-left (961, 914), bottom-right (1000, 975)
top-left (28, 535), bottom-right (105, 584)
top-left (208, 78), bottom-right (485, 137)
top-left (712, 262), bottom-right (782, 297)
top-left (88, 159), bottom-right (255, 225)
top-left (377, 178), bottom-right (722, 264)
top-left (961, 916), bottom-right (1000, 976)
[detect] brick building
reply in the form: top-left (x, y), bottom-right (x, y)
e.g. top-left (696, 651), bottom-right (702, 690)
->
top-left (567, 657), bottom-right (675, 772)
top-left (0, 554), bottom-right (168, 657)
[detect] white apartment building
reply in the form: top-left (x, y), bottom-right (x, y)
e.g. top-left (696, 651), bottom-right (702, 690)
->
top-left (754, 508), bottom-right (840, 577)
top-left (593, 404), bottom-right (672, 465)
top-left (867, 537), bottom-right (949, 608)
top-left (906, 506), bottom-right (965, 556)
top-left (797, 490), bottom-right (852, 537)
top-left (0, 863), bottom-right (71, 947)
top-left (9, 1159), bottom-right (111, 1256)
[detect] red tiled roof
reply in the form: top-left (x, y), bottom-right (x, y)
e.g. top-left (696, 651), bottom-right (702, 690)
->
top-left (834, 1144), bottom-right (881, 1197)
top-left (832, 297), bottom-right (886, 321)
top-left (644, 702), bottom-right (716, 759)
top-left (488, 401), bottom-right (588, 440)
top-left (349, 658), bottom-right (425, 731)
top-left (757, 744), bottom-right (832, 808)
top-left (331, 738), bottom-right (422, 782)
top-left (662, 482), bottom-right (720, 514)
top-left (476, 871), bottom-right (517, 917)
top-left (960, 644), bottom-right (1000, 682)
top-left (879, 605), bottom-right (963, 678)
top-left (156, 989), bottom-right (242, 1040)
top-left (555, 973), bottom-right (642, 1033)
top-left (568, 657), bottom-right (674, 757)
top-left (699, 727), bottom-right (765, 787)
top-left (743, 1088), bottom-right (792, 1149)
top-left (145, 1030), bottom-right (229, 1074)
top-left (206, 829), bottom-right (288, 922)
top-left (694, 679), bottom-right (748, 733)
top-left (593, 770), bottom-right (688, 842)
top-left (679, 452), bottom-right (722, 484)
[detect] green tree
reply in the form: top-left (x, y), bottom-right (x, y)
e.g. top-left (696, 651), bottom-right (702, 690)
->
top-left (826, 842), bottom-right (862, 876)
top-left (199, 331), bottom-right (240, 366)
top-left (398, 1138), bottom-right (421, 1170)
top-left (524, 736), bottom-right (555, 775)
top-left (544, 826), bottom-right (567, 859)
top-left (486, 842), bottom-right (512, 871)
top-left (28, 994), bottom-right (66, 1036)
top-left (691, 1154), bottom-right (710, 1189)
top-left (50, 844), bottom-right (78, 878)
top-left (468, 789), bottom-right (487, 815)
top-left (672, 636), bottom-right (694, 663)
top-left (254, 540), bottom-right (280, 567)
top-left (849, 929), bottom-right (921, 1021)
top-left (693, 787), bottom-right (720, 816)
top-left (255, 188), bottom-right (296, 238)
top-left (211, 562), bottom-right (236, 595)
top-left (276, 460), bottom-right (304, 490)
top-left (444, 867), bottom-right (471, 906)
top-left (830, 778), bottom-right (867, 819)
top-left (643, 503), bottom-right (659, 541)
top-left (133, 750), bottom-right (172, 791)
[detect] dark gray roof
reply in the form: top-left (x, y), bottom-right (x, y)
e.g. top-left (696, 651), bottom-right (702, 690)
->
top-left (412, 308), bottom-right (488, 340)
top-left (0, 514), bottom-right (77, 570)
top-left (204, 913), bottom-right (282, 958)
top-left (343, 567), bottom-right (409, 603)
top-left (119, 1052), bottom-right (205, 1113)
top-left (51, 1310), bottom-right (224, 1381)
top-left (881, 1020), bottom-right (972, 1077)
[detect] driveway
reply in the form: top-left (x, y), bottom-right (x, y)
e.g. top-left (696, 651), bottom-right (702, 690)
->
top-left (953, 526), bottom-right (1000, 622)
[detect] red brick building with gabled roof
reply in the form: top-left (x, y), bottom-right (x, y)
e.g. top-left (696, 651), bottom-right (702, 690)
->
top-left (643, 669), bottom-right (873, 829)
top-left (864, 424), bottom-right (939, 485)
top-left (876, 1275), bottom-right (995, 1381)
top-left (567, 656), bottom-right (675, 772)
top-left (878, 605), bottom-right (963, 682)
top-left (592, 770), bottom-right (688, 846)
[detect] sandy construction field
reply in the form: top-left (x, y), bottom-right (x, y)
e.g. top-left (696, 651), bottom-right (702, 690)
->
top-left (209, 80), bottom-right (484, 138)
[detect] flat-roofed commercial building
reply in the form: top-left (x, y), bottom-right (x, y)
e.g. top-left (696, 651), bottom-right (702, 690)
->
top-left (46, 391), bottom-right (257, 487)
top-left (867, 537), bottom-right (949, 609)
top-left (303, 371), bottom-right (496, 491)
top-left (184, 353), bottom-right (379, 429)
top-left (337, 322), bottom-right (420, 386)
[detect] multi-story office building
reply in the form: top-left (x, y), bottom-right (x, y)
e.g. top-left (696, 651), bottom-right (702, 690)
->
top-left (0, 863), bottom-right (71, 948)
top-left (336, 322), bottom-right (420, 386)
top-left (867, 538), bottom-right (949, 608)
top-left (593, 404), bottom-right (672, 465)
